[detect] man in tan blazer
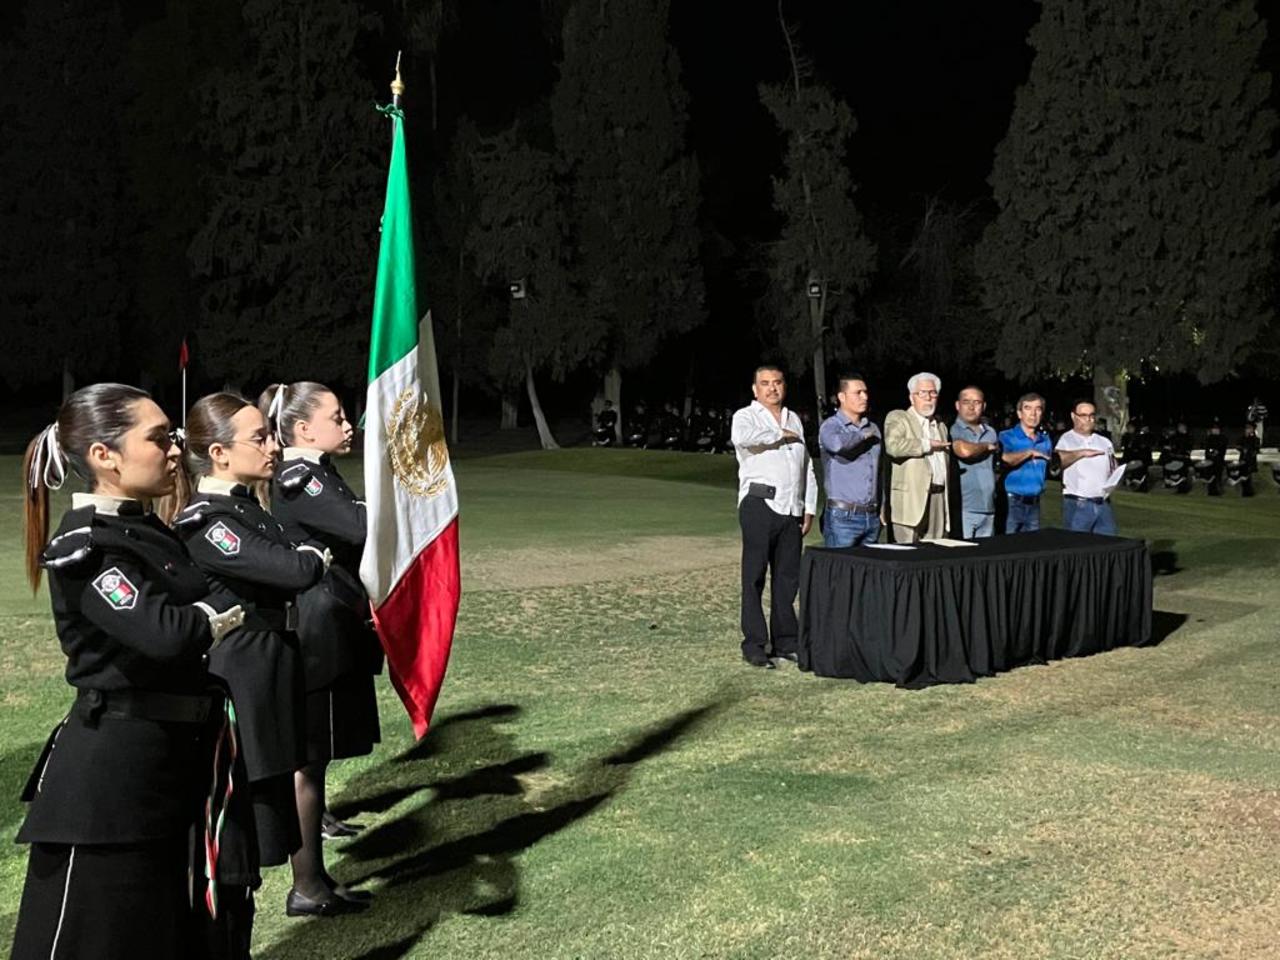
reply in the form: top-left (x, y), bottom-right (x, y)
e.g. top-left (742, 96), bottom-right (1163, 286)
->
top-left (883, 372), bottom-right (951, 542)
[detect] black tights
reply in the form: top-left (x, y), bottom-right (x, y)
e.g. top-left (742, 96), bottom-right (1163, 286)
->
top-left (290, 761), bottom-right (329, 899)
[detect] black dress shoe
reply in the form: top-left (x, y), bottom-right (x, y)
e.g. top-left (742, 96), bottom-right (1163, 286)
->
top-left (743, 653), bottom-right (775, 669)
top-left (321, 811), bottom-right (364, 840)
top-left (773, 651), bottom-right (799, 664)
top-left (324, 875), bottom-right (374, 903)
top-left (285, 888), bottom-right (369, 917)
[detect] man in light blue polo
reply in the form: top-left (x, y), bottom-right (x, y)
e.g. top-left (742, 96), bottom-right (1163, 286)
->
top-left (818, 373), bottom-right (882, 547)
top-left (949, 385), bottom-right (999, 538)
top-left (999, 392), bottom-right (1053, 533)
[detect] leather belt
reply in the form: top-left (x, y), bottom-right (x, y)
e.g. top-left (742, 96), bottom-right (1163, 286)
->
top-left (246, 603), bottom-right (298, 632)
top-left (826, 499), bottom-right (878, 514)
top-left (1065, 494), bottom-right (1106, 504)
top-left (76, 688), bottom-right (217, 725)
top-left (1008, 493), bottom-right (1041, 503)
top-left (928, 484), bottom-right (945, 493)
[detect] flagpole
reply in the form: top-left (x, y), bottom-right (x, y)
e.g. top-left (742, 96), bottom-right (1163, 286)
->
top-left (391, 50), bottom-right (404, 109)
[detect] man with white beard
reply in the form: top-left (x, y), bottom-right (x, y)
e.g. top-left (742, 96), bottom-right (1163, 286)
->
top-left (883, 372), bottom-right (952, 543)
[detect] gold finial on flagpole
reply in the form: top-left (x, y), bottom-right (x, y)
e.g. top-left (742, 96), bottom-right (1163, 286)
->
top-left (391, 50), bottom-right (405, 107)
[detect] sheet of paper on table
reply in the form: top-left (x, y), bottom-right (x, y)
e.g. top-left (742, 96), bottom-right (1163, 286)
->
top-left (922, 538), bottom-right (979, 548)
top-left (865, 543), bottom-right (916, 550)
top-left (1101, 464), bottom-right (1127, 498)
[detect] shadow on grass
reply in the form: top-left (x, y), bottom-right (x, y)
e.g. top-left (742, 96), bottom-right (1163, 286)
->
top-left (1150, 539), bottom-right (1181, 577)
top-left (259, 699), bottom-right (728, 959)
top-left (1150, 610), bottom-right (1190, 645)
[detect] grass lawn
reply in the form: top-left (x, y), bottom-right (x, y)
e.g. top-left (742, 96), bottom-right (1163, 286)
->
top-left (2, 449), bottom-right (1279, 959)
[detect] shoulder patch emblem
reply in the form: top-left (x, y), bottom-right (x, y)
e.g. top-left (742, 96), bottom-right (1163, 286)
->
top-left (93, 567), bottom-right (138, 610)
top-left (205, 522), bottom-right (241, 556)
top-left (304, 476), bottom-right (324, 497)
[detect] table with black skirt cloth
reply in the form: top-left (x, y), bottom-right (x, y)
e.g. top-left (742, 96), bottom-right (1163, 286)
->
top-left (797, 530), bottom-right (1152, 686)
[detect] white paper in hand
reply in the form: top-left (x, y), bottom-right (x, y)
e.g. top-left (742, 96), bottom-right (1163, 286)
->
top-left (1101, 464), bottom-right (1126, 498)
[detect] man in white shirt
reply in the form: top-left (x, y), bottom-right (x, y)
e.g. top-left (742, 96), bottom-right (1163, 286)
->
top-left (731, 365), bottom-right (818, 669)
top-left (1056, 399), bottom-right (1118, 534)
top-left (883, 372), bottom-right (951, 542)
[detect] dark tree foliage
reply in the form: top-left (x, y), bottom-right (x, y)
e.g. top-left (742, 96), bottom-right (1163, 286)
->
top-left (0, 0), bottom-right (130, 391)
top-left (758, 54), bottom-right (876, 404)
top-left (550, 0), bottom-right (706, 378)
top-left (188, 0), bottom-right (385, 390)
top-left (977, 0), bottom-right (1280, 385)
top-left (467, 125), bottom-right (600, 447)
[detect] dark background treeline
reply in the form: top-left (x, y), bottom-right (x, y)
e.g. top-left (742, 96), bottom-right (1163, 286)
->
top-left (1, 0), bottom-right (1277, 446)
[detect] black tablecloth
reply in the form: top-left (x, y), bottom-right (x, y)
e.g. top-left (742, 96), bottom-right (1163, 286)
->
top-left (798, 530), bottom-right (1152, 686)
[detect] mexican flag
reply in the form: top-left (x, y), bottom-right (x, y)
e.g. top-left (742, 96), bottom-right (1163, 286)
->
top-left (359, 104), bottom-right (460, 739)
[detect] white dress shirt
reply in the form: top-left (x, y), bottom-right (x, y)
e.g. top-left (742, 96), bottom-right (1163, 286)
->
top-left (731, 401), bottom-right (818, 517)
top-left (1055, 430), bottom-right (1116, 498)
top-left (912, 410), bottom-right (948, 487)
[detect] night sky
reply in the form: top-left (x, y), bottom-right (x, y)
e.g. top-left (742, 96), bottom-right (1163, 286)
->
top-left (2, 0), bottom-right (1276, 423)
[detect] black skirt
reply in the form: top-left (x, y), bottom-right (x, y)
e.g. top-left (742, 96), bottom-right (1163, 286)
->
top-left (304, 671), bottom-right (380, 763)
top-left (10, 839), bottom-right (195, 960)
top-left (251, 774), bottom-right (301, 866)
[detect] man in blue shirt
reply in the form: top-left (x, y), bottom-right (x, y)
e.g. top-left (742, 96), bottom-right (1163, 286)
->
top-left (998, 392), bottom-right (1053, 533)
top-left (818, 374), bottom-right (882, 547)
top-left (949, 386), bottom-right (999, 538)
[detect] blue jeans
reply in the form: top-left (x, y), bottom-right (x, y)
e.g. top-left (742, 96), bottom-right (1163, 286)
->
top-left (1005, 496), bottom-right (1041, 533)
top-left (823, 506), bottom-right (881, 548)
top-left (1062, 497), bottom-right (1117, 535)
top-left (961, 511), bottom-right (995, 539)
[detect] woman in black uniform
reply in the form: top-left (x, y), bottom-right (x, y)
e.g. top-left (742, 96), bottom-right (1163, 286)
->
top-left (11, 383), bottom-right (245, 960)
top-left (261, 381), bottom-right (381, 914)
top-left (167, 393), bottom-right (341, 928)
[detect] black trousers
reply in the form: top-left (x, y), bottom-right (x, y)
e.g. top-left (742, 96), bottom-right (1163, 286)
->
top-left (739, 497), bottom-right (802, 657)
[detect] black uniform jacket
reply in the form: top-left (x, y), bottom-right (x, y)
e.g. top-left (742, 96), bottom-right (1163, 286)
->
top-left (18, 501), bottom-right (235, 846)
top-left (270, 452), bottom-right (382, 690)
top-left (176, 484), bottom-right (325, 781)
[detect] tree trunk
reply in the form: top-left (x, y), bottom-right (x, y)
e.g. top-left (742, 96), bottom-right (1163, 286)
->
top-left (61, 359), bottom-right (74, 400)
top-left (604, 366), bottom-right (622, 443)
top-left (525, 360), bottom-right (560, 450)
top-left (810, 273), bottom-right (828, 420)
top-left (451, 233), bottom-right (464, 446)
top-left (500, 394), bottom-right (518, 430)
top-left (429, 55), bottom-right (439, 135)
top-left (1093, 367), bottom-right (1129, 439)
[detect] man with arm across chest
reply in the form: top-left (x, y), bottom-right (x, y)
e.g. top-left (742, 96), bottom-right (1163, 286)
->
top-left (731, 365), bottom-right (817, 669)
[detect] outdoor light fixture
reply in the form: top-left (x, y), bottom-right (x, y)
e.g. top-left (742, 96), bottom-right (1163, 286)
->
top-left (508, 278), bottom-right (527, 300)
top-left (807, 279), bottom-right (824, 300)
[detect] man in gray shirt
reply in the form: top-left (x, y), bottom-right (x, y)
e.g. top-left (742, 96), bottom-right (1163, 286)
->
top-left (949, 385), bottom-right (1000, 538)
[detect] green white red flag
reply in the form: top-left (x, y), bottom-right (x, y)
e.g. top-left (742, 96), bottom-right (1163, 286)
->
top-left (359, 104), bottom-right (459, 739)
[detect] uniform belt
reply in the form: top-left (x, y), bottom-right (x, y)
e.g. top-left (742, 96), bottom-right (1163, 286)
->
top-left (76, 688), bottom-right (216, 725)
top-left (1064, 494), bottom-right (1107, 504)
top-left (245, 602), bottom-right (298, 632)
top-left (826, 499), bottom-right (878, 514)
top-left (928, 484), bottom-right (945, 493)
top-left (1008, 492), bottom-right (1041, 503)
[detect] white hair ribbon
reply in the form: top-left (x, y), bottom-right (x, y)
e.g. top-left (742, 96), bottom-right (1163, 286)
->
top-left (28, 424), bottom-right (68, 492)
top-left (268, 384), bottom-right (287, 443)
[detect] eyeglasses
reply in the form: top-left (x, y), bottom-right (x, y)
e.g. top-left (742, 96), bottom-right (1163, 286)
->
top-left (1074, 412), bottom-right (1097, 419)
top-left (230, 435), bottom-right (272, 448)
top-left (914, 390), bottom-right (939, 398)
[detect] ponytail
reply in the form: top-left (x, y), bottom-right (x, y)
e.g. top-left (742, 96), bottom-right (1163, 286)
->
top-left (22, 383), bottom-right (151, 590)
top-left (258, 381), bottom-right (333, 447)
top-left (157, 393), bottom-right (253, 526)
top-left (22, 425), bottom-right (65, 591)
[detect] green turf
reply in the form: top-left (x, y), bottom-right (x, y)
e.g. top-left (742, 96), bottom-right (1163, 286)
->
top-left (2, 451), bottom-right (1279, 959)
